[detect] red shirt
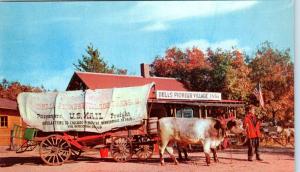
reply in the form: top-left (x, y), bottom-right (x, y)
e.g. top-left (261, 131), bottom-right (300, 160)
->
top-left (243, 113), bottom-right (261, 138)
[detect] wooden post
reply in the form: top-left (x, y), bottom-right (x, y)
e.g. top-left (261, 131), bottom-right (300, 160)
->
top-left (10, 130), bottom-right (15, 151)
top-left (174, 107), bottom-right (177, 117)
top-left (205, 106), bottom-right (208, 118)
top-left (234, 109), bottom-right (237, 118)
top-left (226, 107), bottom-right (229, 118)
top-left (199, 106), bottom-right (202, 118)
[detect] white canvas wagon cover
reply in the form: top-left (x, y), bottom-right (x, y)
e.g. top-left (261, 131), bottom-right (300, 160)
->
top-left (17, 83), bottom-right (154, 133)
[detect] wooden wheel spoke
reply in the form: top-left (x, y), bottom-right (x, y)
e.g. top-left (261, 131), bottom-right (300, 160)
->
top-left (48, 155), bottom-right (54, 163)
top-left (57, 153), bottom-right (64, 162)
top-left (60, 149), bottom-right (70, 156)
top-left (41, 149), bottom-right (52, 155)
top-left (113, 152), bottom-right (122, 159)
top-left (52, 155), bottom-right (56, 164)
top-left (44, 139), bottom-right (51, 147)
top-left (124, 149), bottom-right (130, 153)
top-left (56, 137), bottom-right (63, 146)
top-left (60, 141), bottom-right (68, 148)
top-left (54, 137), bottom-right (58, 146)
top-left (55, 155), bottom-right (60, 163)
top-left (51, 137), bottom-right (55, 146)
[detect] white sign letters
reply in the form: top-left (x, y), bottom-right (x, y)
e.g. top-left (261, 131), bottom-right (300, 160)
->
top-left (156, 90), bottom-right (221, 100)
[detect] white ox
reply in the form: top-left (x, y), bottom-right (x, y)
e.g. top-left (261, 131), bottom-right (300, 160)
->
top-left (158, 117), bottom-right (244, 166)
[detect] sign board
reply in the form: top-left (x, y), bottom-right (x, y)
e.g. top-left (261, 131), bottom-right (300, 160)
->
top-left (156, 90), bottom-right (221, 101)
top-left (17, 83), bottom-right (154, 133)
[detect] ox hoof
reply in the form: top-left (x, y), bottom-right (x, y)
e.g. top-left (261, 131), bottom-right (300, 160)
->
top-left (214, 158), bottom-right (219, 163)
top-left (160, 162), bottom-right (165, 166)
top-left (174, 161), bottom-right (179, 165)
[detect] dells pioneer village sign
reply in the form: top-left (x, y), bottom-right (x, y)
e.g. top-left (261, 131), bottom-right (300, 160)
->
top-left (156, 90), bottom-right (222, 101)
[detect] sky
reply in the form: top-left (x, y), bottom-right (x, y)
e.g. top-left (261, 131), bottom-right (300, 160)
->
top-left (0, 0), bottom-right (294, 91)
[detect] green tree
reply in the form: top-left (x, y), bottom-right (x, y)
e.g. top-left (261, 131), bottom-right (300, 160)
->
top-left (189, 67), bottom-right (212, 91)
top-left (225, 50), bottom-right (252, 101)
top-left (73, 44), bottom-right (127, 74)
top-left (205, 48), bottom-right (233, 96)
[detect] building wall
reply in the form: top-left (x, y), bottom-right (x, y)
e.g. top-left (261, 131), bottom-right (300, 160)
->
top-left (0, 109), bottom-right (23, 146)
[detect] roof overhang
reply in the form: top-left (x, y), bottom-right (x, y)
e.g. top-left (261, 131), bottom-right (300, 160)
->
top-left (148, 99), bottom-right (244, 107)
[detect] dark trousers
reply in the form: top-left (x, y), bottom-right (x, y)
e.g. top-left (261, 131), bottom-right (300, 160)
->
top-left (248, 137), bottom-right (260, 158)
top-left (177, 144), bottom-right (188, 160)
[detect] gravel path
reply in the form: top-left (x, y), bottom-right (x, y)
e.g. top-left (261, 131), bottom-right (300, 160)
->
top-left (0, 146), bottom-right (294, 172)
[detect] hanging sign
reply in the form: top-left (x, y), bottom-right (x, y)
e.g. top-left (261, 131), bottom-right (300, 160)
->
top-left (156, 90), bottom-right (221, 100)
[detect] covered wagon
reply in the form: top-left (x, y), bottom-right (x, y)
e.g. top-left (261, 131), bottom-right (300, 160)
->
top-left (14, 83), bottom-right (158, 165)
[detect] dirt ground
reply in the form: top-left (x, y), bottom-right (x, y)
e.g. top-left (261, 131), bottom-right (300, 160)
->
top-left (0, 146), bottom-right (294, 172)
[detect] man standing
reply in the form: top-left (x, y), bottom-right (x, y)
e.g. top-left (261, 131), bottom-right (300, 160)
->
top-left (244, 105), bottom-right (263, 161)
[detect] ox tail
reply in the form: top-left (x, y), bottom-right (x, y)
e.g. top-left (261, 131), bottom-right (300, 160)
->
top-left (156, 118), bottom-right (161, 143)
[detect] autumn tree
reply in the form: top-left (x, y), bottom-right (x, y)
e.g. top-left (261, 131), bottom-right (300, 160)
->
top-left (0, 79), bottom-right (42, 101)
top-left (74, 44), bottom-right (127, 75)
top-left (248, 42), bottom-right (294, 122)
top-left (150, 47), bottom-right (210, 88)
top-left (150, 42), bottom-right (294, 124)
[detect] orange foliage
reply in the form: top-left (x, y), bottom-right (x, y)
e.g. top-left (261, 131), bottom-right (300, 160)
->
top-left (0, 80), bottom-right (42, 101)
top-left (151, 47), bottom-right (210, 78)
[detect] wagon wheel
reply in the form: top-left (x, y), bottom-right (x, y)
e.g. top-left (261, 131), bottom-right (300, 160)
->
top-left (71, 148), bottom-right (82, 160)
top-left (110, 137), bottom-right (132, 162)
top-left (135, 136), bottom-right (154, 160)
top-left (260, 136), bottom-right (267, 146)
top-left (234, 134), bottom-right (248, 146)
top-left (39, 135), bottom-right (71, 166)
top-left (289, 135), bottom-right (295, 147)
top-left (286, 132), bottom-right (295, 147)
top-left (278, 134), bottom-right (287, 146)
top-left (260, 133), bottom-right (268, 146)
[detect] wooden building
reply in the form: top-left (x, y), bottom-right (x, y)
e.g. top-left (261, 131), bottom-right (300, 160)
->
top-left (0, 98), bottom-right (23, 146)
top-left (67, 64), bottom-right (244, 119)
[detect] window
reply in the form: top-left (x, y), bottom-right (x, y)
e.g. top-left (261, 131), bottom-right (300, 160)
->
top-left (176, 108), bottom-right (193, 118)
top-left (0, 116), bottom-right (8, 128)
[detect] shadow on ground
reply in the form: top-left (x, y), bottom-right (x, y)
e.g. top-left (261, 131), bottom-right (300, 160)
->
top-left (0, 146), bottom-right (294, 167)
top-left (222, 146), bottom-right (294, 157)
top-left (0, 156), bottom-right (43, 167)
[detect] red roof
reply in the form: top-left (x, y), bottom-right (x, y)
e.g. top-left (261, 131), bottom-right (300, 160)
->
top-left (70, 71), bottom-right (188, 91)
top-left (0, 98), bottom-right (18, 110)
top-left (66, 72), bottom-right (244, 104)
